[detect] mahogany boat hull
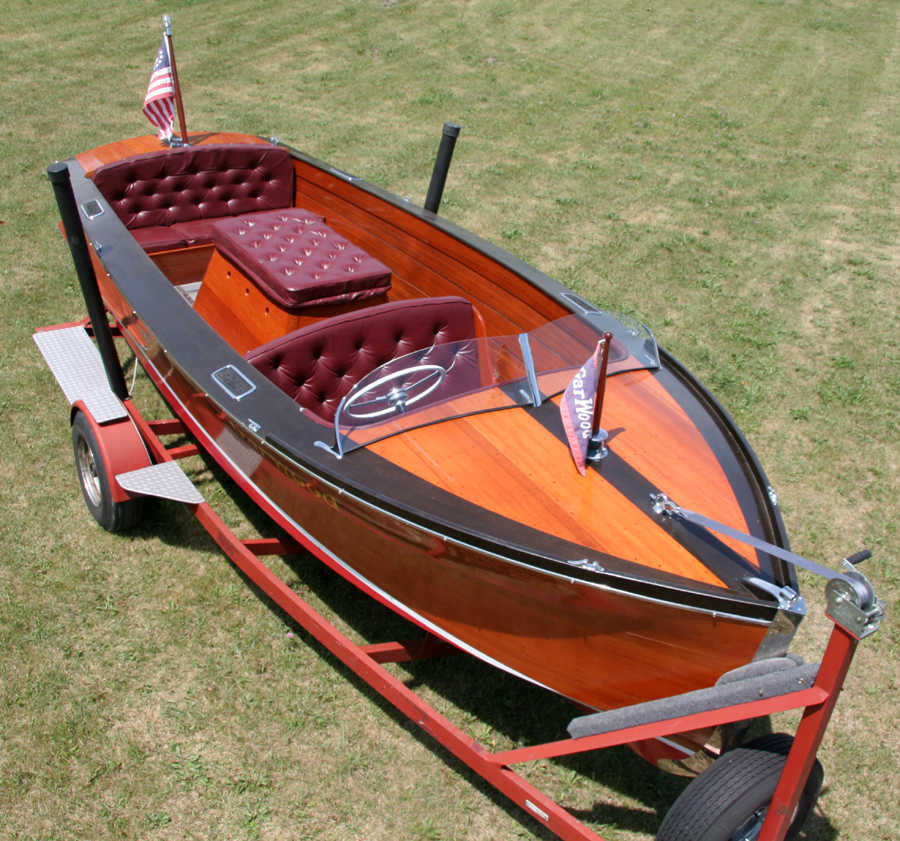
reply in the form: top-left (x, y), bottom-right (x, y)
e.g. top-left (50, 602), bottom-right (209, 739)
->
top-left (57, 132), bottom-right (801, 714)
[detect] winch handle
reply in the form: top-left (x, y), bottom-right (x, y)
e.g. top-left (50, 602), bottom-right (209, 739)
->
top-left (845, 549), bottom-right (872, 566)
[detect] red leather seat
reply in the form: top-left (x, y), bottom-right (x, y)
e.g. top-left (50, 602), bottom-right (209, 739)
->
top-left (93, 144), bottom-right (294, 253)
top-left (211, 209), bottom-right (392, 309)
top-left (244, 297), bottom-right (481, 424)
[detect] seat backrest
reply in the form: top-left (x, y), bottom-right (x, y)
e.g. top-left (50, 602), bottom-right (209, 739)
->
top-left (245, 297), bottom-right (481, 424)
top-left (92, 144), bottom-right (294, 229)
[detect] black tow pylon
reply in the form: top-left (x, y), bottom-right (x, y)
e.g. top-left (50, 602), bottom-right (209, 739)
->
top-left (47, 162), bottom-right (129, 401)
top-left (424, 122), bottom-right (461, 214)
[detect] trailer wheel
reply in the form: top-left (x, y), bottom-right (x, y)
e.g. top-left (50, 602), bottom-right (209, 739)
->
top-left (72, 411), bottom-right (143, 532)
top-left (656, 733), bottom-right (823, 841)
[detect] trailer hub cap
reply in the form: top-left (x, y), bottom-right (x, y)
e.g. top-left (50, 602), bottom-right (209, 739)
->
top-left (76, 435), bottom-right (102, 507)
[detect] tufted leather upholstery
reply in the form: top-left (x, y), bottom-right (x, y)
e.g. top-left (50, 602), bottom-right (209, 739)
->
top-left (212, 209), bottom-right (392, 309)
top-left (245, 297), bottom-right (481, 424)
top-left (92, 144), bottom-right (294, 253)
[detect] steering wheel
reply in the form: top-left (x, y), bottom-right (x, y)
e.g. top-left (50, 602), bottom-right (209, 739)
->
top-left (342, 364), bottom-right (447, 420)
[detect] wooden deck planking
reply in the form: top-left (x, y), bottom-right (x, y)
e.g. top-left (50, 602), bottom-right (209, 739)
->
top-left (75, 132), bottom-right (267, 176)
top-left (602, 371), bottom-right (759, 564)
top-left (293, 177), bottom-right (526, 336)
top-left (370, 396), bottom-right (731, 587)
top-left (292, 163), bottom-right (566, 335)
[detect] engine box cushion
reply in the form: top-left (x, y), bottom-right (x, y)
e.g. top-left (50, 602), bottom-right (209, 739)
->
top-left (92, 144), bottom-right (294, 252)
top-left (211, 209), bottom-right (392, 309)
top-left (245, 297), bottom-right (480, 424)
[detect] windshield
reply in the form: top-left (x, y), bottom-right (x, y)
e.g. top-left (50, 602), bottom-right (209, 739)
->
top-left (322, 310), bottom-right (659, 456)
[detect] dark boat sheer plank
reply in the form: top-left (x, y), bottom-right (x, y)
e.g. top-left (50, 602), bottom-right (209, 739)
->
top-left (150, 327), bottom-right (763, 611)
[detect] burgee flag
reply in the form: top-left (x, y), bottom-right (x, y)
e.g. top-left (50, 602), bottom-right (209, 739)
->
top-left (559, 342), bottom-right (603, 476)
top-left (143, 37), bottom-right (176, 140)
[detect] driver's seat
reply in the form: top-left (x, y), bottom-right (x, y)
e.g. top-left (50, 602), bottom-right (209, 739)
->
top-left (244, 296), bottom-right (483, 424)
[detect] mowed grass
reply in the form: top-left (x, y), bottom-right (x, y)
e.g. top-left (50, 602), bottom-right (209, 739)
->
top-left (1, 0), bottom-right (898, 839)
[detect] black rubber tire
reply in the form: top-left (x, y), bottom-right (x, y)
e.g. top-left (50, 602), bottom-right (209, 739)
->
top-left (656, 733), bottom-right (824, 841)
top-left (72, 411), bottom-right (144, 533)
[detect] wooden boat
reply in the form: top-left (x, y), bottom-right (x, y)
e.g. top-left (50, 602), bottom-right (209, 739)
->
top-left (43, 131), bottom-right (806, 729)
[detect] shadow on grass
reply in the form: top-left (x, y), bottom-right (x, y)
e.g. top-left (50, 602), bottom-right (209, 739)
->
top-left (128, 449), bottom-right (838, 841)
top-left (795, 797), bottom-right (839, 841)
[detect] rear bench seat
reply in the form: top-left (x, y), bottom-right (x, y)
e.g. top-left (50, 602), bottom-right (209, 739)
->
top-left (92, 144), bottom-right (295, 253)
top-left (244, 297), bottom-right (482, 424)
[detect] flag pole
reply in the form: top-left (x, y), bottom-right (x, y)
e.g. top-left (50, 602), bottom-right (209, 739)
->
top-left (586, 331), bottom-right (613, 462)
top-left (162, 14), bottom-right (189, 146)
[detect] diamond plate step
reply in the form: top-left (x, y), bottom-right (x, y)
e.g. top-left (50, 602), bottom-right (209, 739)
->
top-left (116, 462), bottom-right (205, 504)
top-left (33, 326), bottom-right (127, 423)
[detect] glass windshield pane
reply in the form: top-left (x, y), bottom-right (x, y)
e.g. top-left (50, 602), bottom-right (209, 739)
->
top-left (327, 311), bottom-right (659, 456)
top-left (528, 311), bottom-right (659, 400)
top-left (332, 335), bottom-right (532, 455)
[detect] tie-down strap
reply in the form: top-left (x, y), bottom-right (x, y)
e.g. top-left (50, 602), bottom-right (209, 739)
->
top-left (650, 492), bottom-right (873, 609)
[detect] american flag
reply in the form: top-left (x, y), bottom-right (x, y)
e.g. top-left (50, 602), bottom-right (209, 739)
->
top-left (143, 37), bottom-right (176, 139)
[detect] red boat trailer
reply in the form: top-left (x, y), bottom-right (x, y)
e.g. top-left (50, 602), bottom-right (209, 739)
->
top-left (36, 317), bottom-right (884, 841)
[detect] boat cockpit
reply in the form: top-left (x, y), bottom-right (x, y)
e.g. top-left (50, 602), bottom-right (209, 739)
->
top-left (246, 299), bottom-right (659, 456)
top-left (90, 140), bottom-right (660, 457)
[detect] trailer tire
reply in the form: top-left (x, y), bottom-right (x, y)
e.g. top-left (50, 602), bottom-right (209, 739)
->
top-left (72, 411), bottom-right (144, 532)
top-left (656, 733), bottom-right (823, 841)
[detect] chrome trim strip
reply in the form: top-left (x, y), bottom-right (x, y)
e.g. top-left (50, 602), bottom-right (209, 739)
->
top-left (329, 167), bottom-right (361, 182)
top-left (562, 292), bottom-right (601, 314)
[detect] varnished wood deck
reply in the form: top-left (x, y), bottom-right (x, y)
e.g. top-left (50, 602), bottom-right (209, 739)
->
top-left (370, 370), bottom-right (760, 587)
top-left (74, 131), bottom-right (268, 176)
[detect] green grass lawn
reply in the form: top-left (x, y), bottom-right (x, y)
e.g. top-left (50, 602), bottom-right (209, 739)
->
top-left (1, 1), bottom-right (898, 839)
